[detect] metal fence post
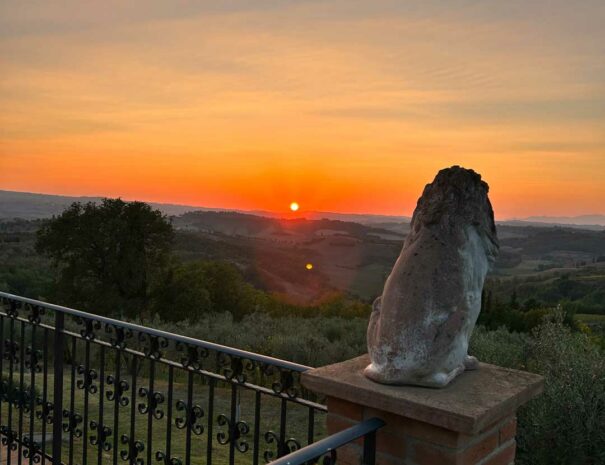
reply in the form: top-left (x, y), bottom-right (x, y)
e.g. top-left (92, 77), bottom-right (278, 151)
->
top-left (52, 312), bottom-right (65, 465)
top-left (362, 431), bottom-right (377, 465)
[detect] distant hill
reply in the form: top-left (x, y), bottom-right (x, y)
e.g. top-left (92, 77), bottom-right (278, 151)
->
top-left (0, 189), bottom-right (410, 225)
top-left (173, 210), bottom-right (405, 240)
top-left (514, 215), bottom-right (605, 228)
top-left (501, 215), bottom-right (605, 230)
top-left (0, 190), bottom-right (220, 219)
top-left (248, 209), bottom-right (410, 224)
top-left (500, 219), bottom-right (605, 231)
top-left (1, 189), bottom-right (603, 231)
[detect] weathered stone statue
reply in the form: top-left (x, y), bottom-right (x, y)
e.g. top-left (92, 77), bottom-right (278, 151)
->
top-left (365, 166), bottom-right (499, 387)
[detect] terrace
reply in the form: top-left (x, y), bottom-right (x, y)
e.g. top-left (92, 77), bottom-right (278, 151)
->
top-left (0, 292), bottom-right (542, 465)
top-left (0, 292), bottom-right (381, 465)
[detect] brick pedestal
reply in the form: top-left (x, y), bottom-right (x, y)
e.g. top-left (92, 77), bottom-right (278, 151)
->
top-left (302, 355), bottom-right (543, 465)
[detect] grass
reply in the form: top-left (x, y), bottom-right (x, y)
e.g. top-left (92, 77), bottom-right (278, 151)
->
top-left (0, 366), bottom-right (327, 465)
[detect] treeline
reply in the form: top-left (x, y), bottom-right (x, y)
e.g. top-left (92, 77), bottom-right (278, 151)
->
top-left (488, 269), bottom-right (605, 315)
top-left (2, 198), bottom-right (603, 330)
top-left (478, 287), bottom-right (579, 333)
top-left (152, 260), bottom-right (370, 322)
top-left (1, 198), bottom-right (370, 321)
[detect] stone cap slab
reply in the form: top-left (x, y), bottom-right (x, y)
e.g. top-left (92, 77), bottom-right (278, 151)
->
top-left (302, 354), bottom-right (543, 435)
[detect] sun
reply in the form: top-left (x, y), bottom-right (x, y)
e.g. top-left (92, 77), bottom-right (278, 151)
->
top-left (305, 263), bottom-right (313, 270)
top-left (289, 202), bottom-right (299, 212)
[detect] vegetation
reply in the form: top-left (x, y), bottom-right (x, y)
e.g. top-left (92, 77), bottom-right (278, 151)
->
top-left (471, 316), bottom-right (605, 465)
top-left (0, 220), bottom-right (53, 297)
top-left (35, 199), bottom-right (174, 318)
top-left (486, 271), bottom-right (605, 316)
top-left (1, 199), bottom-right (604, 465)
top-left (142, 312), bottom-right (605, 465)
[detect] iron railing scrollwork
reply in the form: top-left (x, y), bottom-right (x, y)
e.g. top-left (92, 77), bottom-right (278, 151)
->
top-left (89, 420), bottom-right (113, 450)
top-left (0, 291), bottom-right (380, 465)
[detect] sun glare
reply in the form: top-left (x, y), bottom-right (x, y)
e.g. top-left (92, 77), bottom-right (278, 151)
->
top-left (290, 202), bottom-right (299, 212)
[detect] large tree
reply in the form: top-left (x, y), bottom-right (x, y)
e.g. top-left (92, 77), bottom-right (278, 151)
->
top-left (36, 198), bottom-right (174, 318)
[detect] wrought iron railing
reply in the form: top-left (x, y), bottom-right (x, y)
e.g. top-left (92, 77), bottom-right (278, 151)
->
top-left (269, 418), bottom-right (384, 465)
top-left (0, 291), bottom-right (346, 465)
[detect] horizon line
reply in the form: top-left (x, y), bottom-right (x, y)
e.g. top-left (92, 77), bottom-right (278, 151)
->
top-left (1, 188), bottom-right (604, 222)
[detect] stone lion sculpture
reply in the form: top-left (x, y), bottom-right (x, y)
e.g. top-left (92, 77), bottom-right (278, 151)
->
top-left (365, 166), bottom-right (499, 388)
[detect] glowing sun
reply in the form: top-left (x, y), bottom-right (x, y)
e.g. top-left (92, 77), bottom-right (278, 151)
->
top-left (289, 202), bottom-right (299, 212)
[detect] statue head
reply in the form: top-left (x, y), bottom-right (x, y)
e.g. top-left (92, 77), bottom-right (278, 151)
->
top-left (407, 165), bottom-right (499, 265)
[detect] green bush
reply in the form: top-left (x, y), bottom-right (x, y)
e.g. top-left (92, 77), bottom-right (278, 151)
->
top-left (143, 312), bottom-right (368, 367)
top-left (469, 326), bottom-right (530, 369)
top-left (470, 317), bottom-right (605, 465)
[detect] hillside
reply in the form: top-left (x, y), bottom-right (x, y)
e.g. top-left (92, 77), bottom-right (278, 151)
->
top-left (170, 211), bottom-right (404, 303)
top-left (171, 212), bottom-right (605, 307)
top-left (0, 190), bottom-right (410, 225)
top-left (0, 189), bottom-right (217, 219)
top-left (4, 189), bottom-right (603, 229)
top-left (1, 193), bottom-right (604, 308)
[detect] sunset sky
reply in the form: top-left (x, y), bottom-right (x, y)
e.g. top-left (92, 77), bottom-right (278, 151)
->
top-left (1, 1), bottom-right (604, 219)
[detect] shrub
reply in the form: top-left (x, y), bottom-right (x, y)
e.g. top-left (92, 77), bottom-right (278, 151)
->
top-left (145, 312), bottom-right (604, 464)
top-left (143, 312), bottom-right (368, 367)
top-left (471, 318), bottom-right (605, 465)
top-left (518, 320), bottom-right (605, 465)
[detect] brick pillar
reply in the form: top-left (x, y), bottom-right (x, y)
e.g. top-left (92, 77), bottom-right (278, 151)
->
top-left (302, 355), bottom-right (543, 465)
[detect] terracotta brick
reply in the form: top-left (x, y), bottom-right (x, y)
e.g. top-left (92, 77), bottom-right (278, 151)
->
top-left (402, 417), bottom-right (472, 449)
top-left (363, 407), bottom-right (470, 448)
top-left (327, 412), bottom-right (356, 431)
top-left (477, 414), bottom-right (515, 436)
top-left (327, 413), bottom-right (363, 446)
top-left (498, 418), bottom-right (517, 445)
top-left (460, 431), bottom-right (499, 464)
top-left (335, 443), bottom-right (362, 465)
top-left (376, 451), bottom-right (406, 465)
top-left (327, 396), bottom-right (364, 421)
top-left (376, 428), bottom-right (407, 459)
top-left (363, 407), bottom-right (407, 436)
top-left (409, 441), bottom-right (460, 465)
top-left (481, 442), bottom-right (516, 465)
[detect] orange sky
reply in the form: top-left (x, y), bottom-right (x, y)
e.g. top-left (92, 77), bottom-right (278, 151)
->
top-left (1, 1), bottom-right (604, 219)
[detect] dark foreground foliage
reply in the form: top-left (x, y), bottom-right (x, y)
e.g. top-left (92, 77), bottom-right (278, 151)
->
top-left (139, 312), bottom-right (605, 465)
top-left (471, 316), bottom-right (605, 465)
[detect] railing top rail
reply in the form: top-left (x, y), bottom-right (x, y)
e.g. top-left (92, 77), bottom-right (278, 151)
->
top-left (0, 291), bottom-right (312, 373)
top-left (269, 417), bottom-right (385, 465)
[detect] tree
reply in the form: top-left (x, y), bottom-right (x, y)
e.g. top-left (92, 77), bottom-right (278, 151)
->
top-left (150, 261), bottom-right (263, 322)
top-left (36, 199), bottom-right (173, 318)
top-left (149, 262), bottom-right (212, 323)
top-left (509, 290), bottom-right (519, 310)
